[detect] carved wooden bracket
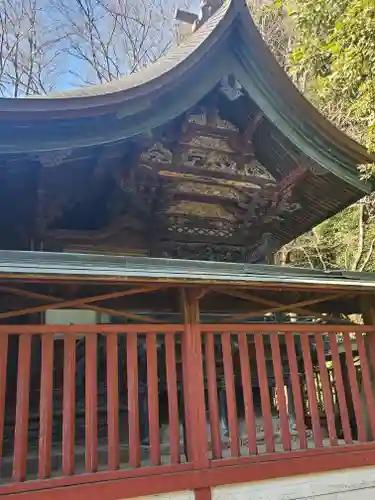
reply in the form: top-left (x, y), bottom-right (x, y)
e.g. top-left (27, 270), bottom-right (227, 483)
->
top-left (234, 164), bottom-right (309, 230)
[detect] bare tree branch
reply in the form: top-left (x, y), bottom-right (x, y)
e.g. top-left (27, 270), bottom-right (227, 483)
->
top-left (360, 238), bottom-right (375, 272)
top-left (48, 0), bottom-right (186, 86)
top-left (0, 0), bottom-right (67, 96)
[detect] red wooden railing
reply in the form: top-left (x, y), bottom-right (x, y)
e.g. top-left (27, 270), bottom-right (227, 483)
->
top-left (0, 325), bottom-right (188, 484)
top-left (1, 323), bottom-right (375, 488)
top-left (200, 324), bottom-right (375, 460)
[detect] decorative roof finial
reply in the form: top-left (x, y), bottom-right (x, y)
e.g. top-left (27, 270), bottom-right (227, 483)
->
top-left (193, 0), bottom-right (225, 31)
top-left (175, 0), bottom-right (225, 37)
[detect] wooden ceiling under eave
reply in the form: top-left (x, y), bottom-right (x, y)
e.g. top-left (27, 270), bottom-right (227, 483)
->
top-left (0, 0), bottom-right (373, 263)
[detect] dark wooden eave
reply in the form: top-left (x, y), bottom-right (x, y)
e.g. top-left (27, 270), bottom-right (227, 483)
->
top-left (0, 0), bottom-right (373, 179)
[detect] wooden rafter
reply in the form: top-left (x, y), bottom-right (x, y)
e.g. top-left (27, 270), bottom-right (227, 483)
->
top-left (213, 288), bottom-right (348, 322)
top-left (172, 192), bottom-right (252, 208)
top-left (0, 285), bottom-right (162, 321)
top-left (213, 287), bottom-right (340, 318)
top-left (80, 304), bottom-right (160, 324)
top-left (143, 162), bottom-right (275, 188)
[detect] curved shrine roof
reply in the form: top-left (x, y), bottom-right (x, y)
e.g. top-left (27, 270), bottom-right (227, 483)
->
top-left (0, 0), bottom-right (373, 171)
top-left (0, 0), bottom-right (374, 262)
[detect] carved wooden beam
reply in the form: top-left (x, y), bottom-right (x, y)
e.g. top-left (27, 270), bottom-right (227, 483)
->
top-left (233, 164), bottom-right (309, 228)
top-left (167, 214), bottom-right (235, 230)
top-left (181, 122), bottom-right (239, 141)
top-left (140, 161), bottom-right (276, 188)
top-left (158, 231), bottom-right (243, 246)
top-left (45, 214), bottom-right (143, 242)
top-left (155, 241), bottom-right (248, 262)
top-left (171, 191), bottom-right (248, 208)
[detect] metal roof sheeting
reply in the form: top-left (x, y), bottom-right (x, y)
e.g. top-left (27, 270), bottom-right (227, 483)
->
top-left (1, 250), bottom-right (375, 290)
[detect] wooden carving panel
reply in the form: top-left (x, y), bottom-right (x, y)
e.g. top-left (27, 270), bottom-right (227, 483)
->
top-left (140, 143), bottom-right (173, 165)
top-left (175, 182), bottom-right (241, 200)
top-left (123, 103), bottom-right (307, 259)
top-left (159, 242), bottom-right (248, 263)
top-left (161, 107), bottom-right (276, 232)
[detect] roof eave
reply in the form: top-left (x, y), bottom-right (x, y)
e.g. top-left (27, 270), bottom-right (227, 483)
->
top-left (1, 250), bottom-right (375, 291)
top-left (0, 0), bottom-right (373, 198)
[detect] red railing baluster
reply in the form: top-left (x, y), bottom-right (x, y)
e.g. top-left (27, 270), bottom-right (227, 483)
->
top-left (165, 333), bottom-right (180, 464)
top-left (3, 321), bottom-right (375, 486)
top-left (367, 331), bottom-right (375, 381)
top-left (85, 333), bottom-right (98, 472)
top-left (238, 332), bottom-right (257, 455)
top-left (254, 333), bottom-right (274, 453)
top-left (13, 334), bottom-right (31, 482)
top-left (127, 333), bottom-right (140, 468)
top-left (38, 334), bottom-right (54, 479)
top-left (270, 333), bottom-right (291, 451)
top-left (181, 325), bottom-right (192, 462)
top-left (300, 333), bottom-right (323, 447)
top-left (106, 332), bottom-right (120, 470)
top-left (343, 332), bottom-right (366, 441)
top-left (356, 332), bottom-right (375, 439)
top-left (315, 334), bottom-right (337, 446)
top-left (62, 334), bottom-right (76, 476)
top-left (0, 333), bottom-right (8, 460)
top-left (146, 332), bottom-right (161, 466)
top-left (328, 333), bottom-right (352, 443)
top-left (285, 333), bottom-right (307, 449)
top-left (221, 332), bottom-right (240, 457)
top-left (205, 333), bottom-right (221, 459)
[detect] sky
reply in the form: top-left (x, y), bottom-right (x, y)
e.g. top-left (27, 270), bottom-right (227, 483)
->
top-left (45, 0), bottom-right (204, 92)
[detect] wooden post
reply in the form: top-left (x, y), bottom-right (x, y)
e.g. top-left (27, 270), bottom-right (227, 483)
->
top-left (0, 333), bottom-right (8, 460)
top-left (180, 288), bottom-right (208, 469)
top-left (359, 297), bottom-right (375, 441)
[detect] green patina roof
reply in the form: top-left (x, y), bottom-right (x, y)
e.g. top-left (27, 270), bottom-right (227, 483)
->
top-left (1, 250), bottom-right (375, 290)
top-left (0, 0), bottom-right (373, 194)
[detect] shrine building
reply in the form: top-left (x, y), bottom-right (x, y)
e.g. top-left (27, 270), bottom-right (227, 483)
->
top-left (1, 0), bottom-right (375, 499)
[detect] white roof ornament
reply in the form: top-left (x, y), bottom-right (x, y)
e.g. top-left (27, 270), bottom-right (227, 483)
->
top-left (175, 0), bottom-right (225, 34)
top-left (193, 0), bottom-right (225, 31)
top-left (220, 75), bottom-right (244, 101)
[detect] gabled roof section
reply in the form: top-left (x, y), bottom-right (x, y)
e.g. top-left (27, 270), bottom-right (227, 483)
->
top-left (0, 0), bottom-right (373, 192)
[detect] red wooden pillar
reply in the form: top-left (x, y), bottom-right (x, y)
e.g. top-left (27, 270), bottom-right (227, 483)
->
top-left (180, 288), bottom-right (208, 469)
top-left (0, 333), bottom-right (8, 460)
